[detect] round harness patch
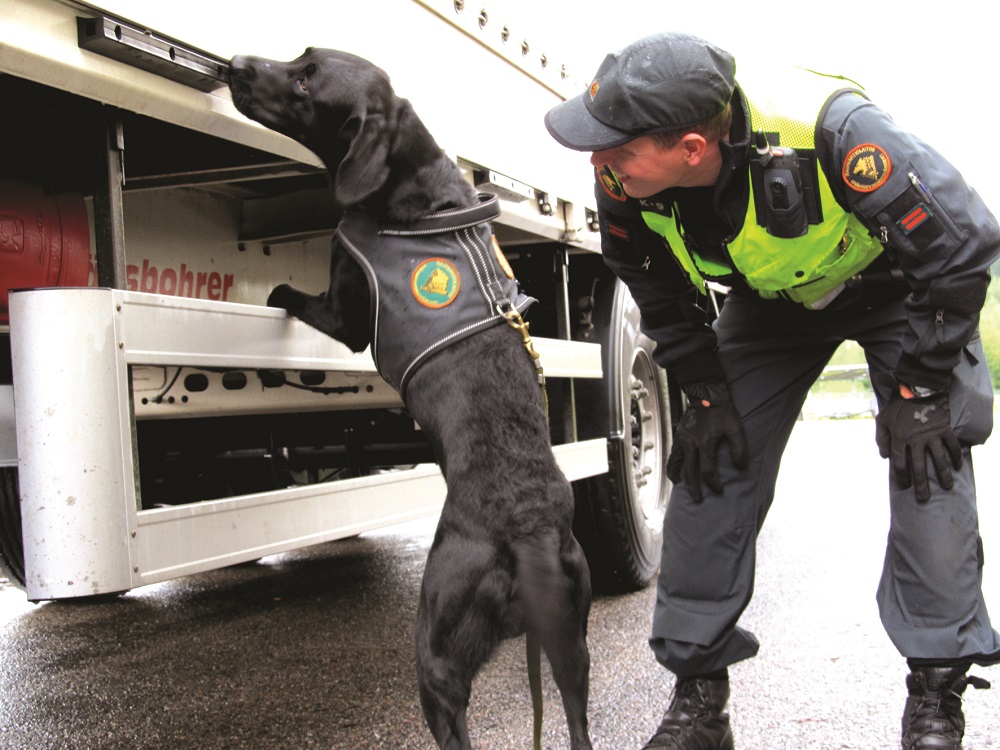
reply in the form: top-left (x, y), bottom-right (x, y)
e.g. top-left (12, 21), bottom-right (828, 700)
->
top-left (843, 143), bottom-right (892, 192)
top-left (411, 258), bottom-right (460, 308)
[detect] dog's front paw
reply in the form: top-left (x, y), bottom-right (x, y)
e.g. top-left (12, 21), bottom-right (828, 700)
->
top-left (267, 284), bottom-right (304, 312)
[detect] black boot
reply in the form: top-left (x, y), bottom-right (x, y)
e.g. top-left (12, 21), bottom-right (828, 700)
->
top-left (901, 665), bottom-right (991, 749)
top-left (641, 675), bottom-right (734, 749)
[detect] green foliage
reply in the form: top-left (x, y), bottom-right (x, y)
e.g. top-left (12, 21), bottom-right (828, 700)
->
top-left (981, 282), bottom-right (1000, 390)
top-left (828, 340), bottom-right (865, 367)
top-left (823, 285), bottom-right (1000, 391)
top-left (808, 341), bottom-right (874, 419)
top-left (810, 282), bottom-right (1000, 411)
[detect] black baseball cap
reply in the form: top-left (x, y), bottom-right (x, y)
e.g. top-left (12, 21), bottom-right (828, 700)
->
top-left (545, 32), bottom-right (736, 152)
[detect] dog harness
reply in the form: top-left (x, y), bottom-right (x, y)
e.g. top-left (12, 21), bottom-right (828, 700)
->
top-left (337, 193), bottom-right (535, 400)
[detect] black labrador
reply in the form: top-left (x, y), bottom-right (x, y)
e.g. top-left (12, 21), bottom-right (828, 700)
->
top-left (229, 48), bottom-right (594, 750)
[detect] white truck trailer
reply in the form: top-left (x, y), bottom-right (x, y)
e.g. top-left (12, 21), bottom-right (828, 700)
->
top-left (0, 0), bottom-right (678, 600)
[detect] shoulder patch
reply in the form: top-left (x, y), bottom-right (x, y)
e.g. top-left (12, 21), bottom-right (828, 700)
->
top-left (843, 143), bottom-right (891, 192)
top-left (597, 165), bottom-right (628, 202)
top-left (411, 258), bottom-right (460, 309)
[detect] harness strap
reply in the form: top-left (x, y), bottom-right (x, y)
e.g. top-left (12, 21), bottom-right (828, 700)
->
top-left (378, 193), bottom-right (502, 236)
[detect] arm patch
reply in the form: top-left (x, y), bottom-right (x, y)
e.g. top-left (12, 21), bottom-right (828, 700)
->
top-left (606, 221), bottom-right (630, 241)
top-left (884, 189), bottom-right (945, 246)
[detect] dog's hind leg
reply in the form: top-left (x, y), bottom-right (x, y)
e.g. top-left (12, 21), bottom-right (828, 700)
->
top-left (416, 598), bottom-right (502, 750)
top-left (415, 542), bottom-right (509, 750)
top-left (415, 651), bottom-right (473, 750)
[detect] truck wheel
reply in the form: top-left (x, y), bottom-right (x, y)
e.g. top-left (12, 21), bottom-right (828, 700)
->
top-left (573, 278), bottom-right (675, 592)
top-left (0, 467), bottom-right (25, 587)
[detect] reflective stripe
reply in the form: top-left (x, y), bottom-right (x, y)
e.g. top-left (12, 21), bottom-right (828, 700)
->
top-left (640, 208), bottom-right (726, 293)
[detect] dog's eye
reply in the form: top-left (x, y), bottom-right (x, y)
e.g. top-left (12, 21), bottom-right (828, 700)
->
top-left (296, 63), bottom-right (317, 93)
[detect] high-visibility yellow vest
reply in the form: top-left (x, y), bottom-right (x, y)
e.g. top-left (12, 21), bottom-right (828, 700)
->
top-left (640, 65), bottom-right (883, 308)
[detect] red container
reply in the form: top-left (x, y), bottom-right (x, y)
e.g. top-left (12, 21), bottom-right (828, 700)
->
top-left (1, 178), bottom-right (91, 325)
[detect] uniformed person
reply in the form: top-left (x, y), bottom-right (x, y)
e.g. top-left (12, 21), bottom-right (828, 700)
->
top-left (545, 32), bottom-right (999, 749)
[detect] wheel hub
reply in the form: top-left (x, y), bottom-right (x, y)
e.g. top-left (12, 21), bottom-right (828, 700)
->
top-left (628, 350), bottom-right (665, 531)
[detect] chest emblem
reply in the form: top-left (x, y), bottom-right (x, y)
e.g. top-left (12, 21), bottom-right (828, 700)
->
top-left (412, 258), bottom-right (461, 309)
top-left (843, 143), bottom-right (892, 193)
top-left (597, 165), bottom-right (627, 202)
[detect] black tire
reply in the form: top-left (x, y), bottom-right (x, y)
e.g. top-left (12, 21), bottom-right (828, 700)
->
top-left (573, 277), bottom-right (676, 593)
top-left (0, 467), bottom-right (25, 587)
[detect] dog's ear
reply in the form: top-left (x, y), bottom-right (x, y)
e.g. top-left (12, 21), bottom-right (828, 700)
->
top-left (334, 112), bottom-right (391, 205)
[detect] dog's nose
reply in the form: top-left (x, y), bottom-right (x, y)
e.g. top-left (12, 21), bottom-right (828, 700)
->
top-left (229, 55), bottom-right (257, 80)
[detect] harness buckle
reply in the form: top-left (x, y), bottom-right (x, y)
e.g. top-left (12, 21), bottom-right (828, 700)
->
top-left (502, 308), bottom-right (541, 361)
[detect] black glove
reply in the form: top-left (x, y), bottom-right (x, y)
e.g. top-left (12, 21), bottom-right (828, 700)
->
top-left (875, 385), bottom-right (963, 502)
top-left (667, 382), bottom-right (749, 502)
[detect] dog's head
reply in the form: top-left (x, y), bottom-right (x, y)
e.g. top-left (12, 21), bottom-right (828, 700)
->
top-left (230, 48), bottom-right (398, 207)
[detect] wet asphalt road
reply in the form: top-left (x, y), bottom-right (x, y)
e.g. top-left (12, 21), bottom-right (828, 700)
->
top-left (2, 419), bottom-right (1000, 750)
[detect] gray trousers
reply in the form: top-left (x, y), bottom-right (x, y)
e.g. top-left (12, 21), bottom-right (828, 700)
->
top-left (650, 291), bottom-right (1000, 677)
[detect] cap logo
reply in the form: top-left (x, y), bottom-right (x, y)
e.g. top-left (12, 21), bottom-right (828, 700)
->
top-left (843, 144), bottom-right (891, 193)
top-left (411, 258), bottom-right (460, 308)
top-left (589, 80), bottom-right (599, 100)
top-left (597, 165), bottom-right (627, 202)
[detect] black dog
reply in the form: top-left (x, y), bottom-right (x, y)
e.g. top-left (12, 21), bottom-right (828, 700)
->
top-left (230, 48), bottom-right (594, 750)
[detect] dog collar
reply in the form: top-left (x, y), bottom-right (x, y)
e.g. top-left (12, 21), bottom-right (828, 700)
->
top-left (337, 194), bottom-right (535, 400)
